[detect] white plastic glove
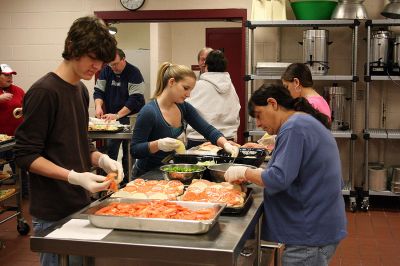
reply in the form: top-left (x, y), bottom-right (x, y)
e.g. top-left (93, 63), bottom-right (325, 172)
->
top-left (224, 166), bottom-right (248, 183)
top-left (157, 137), bottom-right (180, 152)
top-left (223, 142), bottom-right (240, 157)
top-left (98, 154), bottom-right (123, 184)
top-left (67, 170), bottom-right (110, 193)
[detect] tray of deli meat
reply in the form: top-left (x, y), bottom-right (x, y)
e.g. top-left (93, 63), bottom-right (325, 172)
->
top-left (164, 143), bottom-right (267, 167)
top-left (111, 178), bottom-right (185, 200)
top-left (0, 135), bottom-right (15, 145)
top-left (88, 124), bottom-right (124, 133)
top-left (85, 198), bottom-right (225, 234)
top-left (179, 179), bottom-right (253, 216)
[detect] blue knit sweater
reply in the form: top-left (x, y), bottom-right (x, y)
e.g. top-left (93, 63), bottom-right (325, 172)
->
top-left (131, 100), bottom-right (223, 172)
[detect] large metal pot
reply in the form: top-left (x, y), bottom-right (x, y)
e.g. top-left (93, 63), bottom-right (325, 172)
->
top-left (331, 0), bottom-right (368, 19)
top-left (382, 0), bottom-right (400, 19)
top-left (370, 30), bottom-right (391, 67)
top-left (393, 35), bottom-right (400, 67)
top-left (324, 84), bottom-right (347, 130)
top-left (302, 29), bottom-right (330, 75)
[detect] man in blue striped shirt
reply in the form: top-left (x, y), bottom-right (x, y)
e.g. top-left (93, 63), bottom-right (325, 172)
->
top-left (94, 48), bottom-right (145, 184)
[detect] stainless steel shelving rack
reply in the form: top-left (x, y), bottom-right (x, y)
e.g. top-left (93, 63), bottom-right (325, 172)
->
top-left (244, 20), bottom-right (360, 210)
top-left (362, 20), bottom-right (400, 211)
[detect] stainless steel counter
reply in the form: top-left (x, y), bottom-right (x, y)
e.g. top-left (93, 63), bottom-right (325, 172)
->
top-left (88, 130), bottom-right (133, 180)
top-left (30, 186), bottom-right (264, 266)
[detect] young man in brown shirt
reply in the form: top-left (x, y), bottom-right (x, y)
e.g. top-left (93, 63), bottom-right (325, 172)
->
top-left (14, 16), bottom-right (120, 266)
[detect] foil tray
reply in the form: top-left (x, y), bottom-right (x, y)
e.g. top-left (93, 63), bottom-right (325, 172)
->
top-left (85, 198), bottom-right (225, 234)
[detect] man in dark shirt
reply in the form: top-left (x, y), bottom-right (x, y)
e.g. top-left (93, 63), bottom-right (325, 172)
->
top-left (14, 16), bottom-right (120, 266)
top-left (93, 48), bottom-right (145, 184)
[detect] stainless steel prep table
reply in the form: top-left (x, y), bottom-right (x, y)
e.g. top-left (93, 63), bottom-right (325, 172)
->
top-left (88, 129), bottom-right (133, 180)
top-left (30, 186), bottom-right (264, 266)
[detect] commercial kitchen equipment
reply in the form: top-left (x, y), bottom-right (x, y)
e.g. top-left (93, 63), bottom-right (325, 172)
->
top-left (363, 20), bottom-right (400, 212)
top-left (302, 29), bottom-right (330, 75)
top-left (331, 0), bottom-right (368, 19)
top-left (0, 139), bottom-right (30, 249)
top-left (30, 184), bottom-right (265, 265)
top-left (324, 84), bottom-right (349, 130)
top-left (369, 30), bottom-right (391, 75)
top-left (245, 19), bottom-right (359, 211)
top-left (390, 35), bottom-right (400, 75)
top-left (381, 0), bottom-right (400, 19)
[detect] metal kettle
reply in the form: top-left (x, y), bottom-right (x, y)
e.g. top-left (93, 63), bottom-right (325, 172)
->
top-left (324, 84), bottom-right (348, 130)
top-left (301, 29), bottom-right (331, 75)
top-left (370, 30), bottom-right (391, 67)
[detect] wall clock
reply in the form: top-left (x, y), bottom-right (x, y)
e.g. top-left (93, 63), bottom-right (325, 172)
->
top-left (120, 0), bottom-right (145, 11)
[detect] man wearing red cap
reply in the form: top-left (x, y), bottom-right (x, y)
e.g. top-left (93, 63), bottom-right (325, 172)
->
top-left (0, 64), bottom-right (24, 136)
top-left (0, 64), bottom-right (25, 189)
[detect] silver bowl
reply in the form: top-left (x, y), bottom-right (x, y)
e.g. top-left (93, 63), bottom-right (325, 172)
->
top-left (160, 164), bottom-right (206, 184)
top-left (207, 163), bottom-right (257, 183)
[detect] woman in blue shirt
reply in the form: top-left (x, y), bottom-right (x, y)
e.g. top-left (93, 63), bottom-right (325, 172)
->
top-left (224, 84), bottom-right (347, 266)
top-left (131, 62), bottom-right (239, 177)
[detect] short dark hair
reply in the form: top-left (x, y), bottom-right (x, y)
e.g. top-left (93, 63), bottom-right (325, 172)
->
top-left (205, 50), bottom-right (227, 72)
top-left (116, 48), bottom-right (125, 59)
top-left (281, 63), bottom-right (313, 87)
top-left (62, 16), bottom-right (117, 63)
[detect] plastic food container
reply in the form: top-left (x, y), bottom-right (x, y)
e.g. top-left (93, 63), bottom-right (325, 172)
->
top-left (290, 0), bottom-right (338, 20)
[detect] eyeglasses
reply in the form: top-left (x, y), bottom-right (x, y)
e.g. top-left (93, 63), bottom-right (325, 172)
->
top-left (108, 58), bottom-right (124, 68)
top-left (108, 61), bottom-right (121, 68)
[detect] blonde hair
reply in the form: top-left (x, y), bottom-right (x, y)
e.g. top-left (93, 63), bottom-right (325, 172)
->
top-left (152, 62), bottom-right (196, 98)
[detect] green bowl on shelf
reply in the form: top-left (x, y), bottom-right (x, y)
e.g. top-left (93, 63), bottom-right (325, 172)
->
top-left (290, 0), bottom-right (338, 20)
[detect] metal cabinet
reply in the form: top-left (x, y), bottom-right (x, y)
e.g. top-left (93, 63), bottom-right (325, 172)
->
top-left (362, 19), bottom-right (400, 211)
top-left (244, 20), bottom-right (360, 211)
top-left (0, 140), bottom-right (30, 249)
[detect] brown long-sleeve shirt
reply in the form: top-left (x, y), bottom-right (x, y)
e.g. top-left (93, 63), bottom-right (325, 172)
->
top-left (15, 72), bottom-right (96, 221)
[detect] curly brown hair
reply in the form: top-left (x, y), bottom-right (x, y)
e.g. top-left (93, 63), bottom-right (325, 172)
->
top-left (62, 16), bottom-right (117, 63)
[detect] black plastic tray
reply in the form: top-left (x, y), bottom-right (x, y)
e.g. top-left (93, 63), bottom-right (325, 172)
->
top-left (88, 127), bottom-right (124, 133)
top-left (167, 148), bottom-right (267, 167)
top-left (221, 188), bottom-right (253, 216)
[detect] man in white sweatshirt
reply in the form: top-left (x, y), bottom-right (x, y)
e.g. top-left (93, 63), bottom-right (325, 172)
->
top-left (186, 50), bottom-right (241, 148)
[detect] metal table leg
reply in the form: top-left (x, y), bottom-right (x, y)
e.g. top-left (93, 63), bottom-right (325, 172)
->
top-left (58, 254), bottom-right (68, 266)
top-left (127, 140), bottom-right (132, 182)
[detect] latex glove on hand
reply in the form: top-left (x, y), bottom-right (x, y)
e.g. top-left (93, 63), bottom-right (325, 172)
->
top-left (67, 170), bottom-right (111, 193)
top-left (98, 154), bottom-right (123, 184)
top-left (224, 166), bottom-right (248, 184)
top-left (157, 137), bottom-right (180, 152)
top-left (223, 142), bottom-right (239, 157)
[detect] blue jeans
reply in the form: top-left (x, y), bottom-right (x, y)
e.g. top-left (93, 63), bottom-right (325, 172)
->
top-left (282, 243), bottom-right (338, 266)
top-left (107, 139), bottom-right (130, 184)
top-left (32, 217), bottom-right (83, 266)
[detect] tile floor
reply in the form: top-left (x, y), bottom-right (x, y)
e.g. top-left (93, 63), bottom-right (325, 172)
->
top-left (0, 195), bottom-right (399, 266)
